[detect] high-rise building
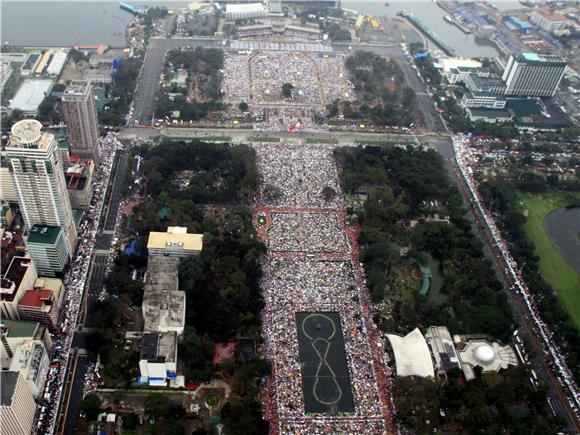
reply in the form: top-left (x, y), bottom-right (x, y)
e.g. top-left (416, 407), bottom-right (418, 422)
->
top-left (26, 225), bottom-right (69, 276)
top-left (0, 371), bottom-right (37, 435)
top-left (61, 80), bottom-right (100, 164)
top-left (502, 53), bottom-right (566, 97)
top-left (5, 120), bottom-right (76, 254)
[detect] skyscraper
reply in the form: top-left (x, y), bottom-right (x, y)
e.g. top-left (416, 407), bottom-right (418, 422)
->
top-left (5, 119), bottom-right (76, 255)
top-left (502, 53), bottom-right (566, 97)
top-left (61, 80), bottom-right (100, 164)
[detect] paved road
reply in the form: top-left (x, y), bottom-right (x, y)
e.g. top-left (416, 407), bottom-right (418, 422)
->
top-left (448, 159), bottom-right (580, 433)
top-left (61, 354), bottom-right (89, 435)
top-left (59, 145), bottom-right (132, 434)
top-left (129, 37), bottom-right (221, 126)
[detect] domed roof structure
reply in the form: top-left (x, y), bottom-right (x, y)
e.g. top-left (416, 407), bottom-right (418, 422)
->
top-left (474, 344), bottom-right (495, 364)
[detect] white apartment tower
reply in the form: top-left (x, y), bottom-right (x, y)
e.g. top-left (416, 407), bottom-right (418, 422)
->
top-left (61, 80), bottom-right (100, 164)
top-left (502, 53), bottom-right (566, 97)
top-left (5, 119), bottom-right (76, 254)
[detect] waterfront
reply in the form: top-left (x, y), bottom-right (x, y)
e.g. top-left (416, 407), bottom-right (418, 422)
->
top-left (343, 0), bottom-right (502, 57)
top-left (2, 1), bottom-right (518, 57)
top-left (544, 207), bottom-right (580, 274)
top-left (1, 2), bottom-right (133, 47)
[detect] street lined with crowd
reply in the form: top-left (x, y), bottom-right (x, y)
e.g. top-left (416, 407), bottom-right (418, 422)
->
top-left (34, 133), bottom-right (122, 434)
top-left (454, 134), bottom-right (580, 419)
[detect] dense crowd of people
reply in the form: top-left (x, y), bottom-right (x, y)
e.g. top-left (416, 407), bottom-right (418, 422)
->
top-left (454, 134), bottom-right (580, 418)
top-left (256, 143), bottom-right (393, 433)
top-left (268, 212), bottom-right (349, 253)
top-left (34, 133), bottom-right (122, 434)
top-left (222, 50), bottom-right (353, 132)
top-left (255, 143), bottom-right (343, 208)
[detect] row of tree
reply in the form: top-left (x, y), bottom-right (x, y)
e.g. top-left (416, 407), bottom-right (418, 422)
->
top-left (327, 50), bottom-right (417, 127)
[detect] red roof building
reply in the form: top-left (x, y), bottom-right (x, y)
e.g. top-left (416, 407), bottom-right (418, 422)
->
top-left (17, 287), bottom-right (61, 332)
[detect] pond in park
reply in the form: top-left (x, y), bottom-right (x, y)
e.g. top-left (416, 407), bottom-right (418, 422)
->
top-left (544, 206), bottom-right (580, 274)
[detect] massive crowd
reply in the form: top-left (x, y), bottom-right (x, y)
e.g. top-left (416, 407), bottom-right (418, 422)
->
top-left (256, 143), bottom-right (393, 433)
top-left (34, 133), bottom-right (122, 434)
top-left (454, 135), bottom-right (580, 418)
top-left (222, 50), bottom-right (353, 132)
top-left (255, 143), bottom-right (343, 208)
top-left (268, 212), bottom-right (349, 253)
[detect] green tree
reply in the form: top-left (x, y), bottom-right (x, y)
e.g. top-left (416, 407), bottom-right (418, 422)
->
top-left (322, 186), bottom-right (337, 202)
top-left (239, 101), bottom-right (249, 112)
top-left (144, 394), bottom-right (170, 418)
top-left (79, 393), bottom-right (102, 421)
top-left (281, 83), bottom-right (294, 98)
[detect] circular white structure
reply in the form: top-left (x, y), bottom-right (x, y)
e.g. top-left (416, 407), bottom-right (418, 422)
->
top-left (11, 119), bottom-right (42, 145)
top-left (474, 344), bottom-right (495, 364)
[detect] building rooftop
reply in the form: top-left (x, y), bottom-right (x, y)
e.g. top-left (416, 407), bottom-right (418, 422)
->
top-left (18, 289), bottom-right (52, 309)
top-left (1, 319), bottom-right (39, 338)
top-left (147, 227), bottom-right (203, 252)
top-left (9, 80), bottom-right (52, 114)
top-left (533, 7), bottom-right (569, 22)
top-left (8, 119), bottom-right (55, 150)
top-left (140, 331), bottom-right (177, 363)
top-left (1, 256), bottom-right (34, 301)
top-left (62, 80), bottom-right (90, 99)
top-left (27, 225), bottom-right (62, 245)
top-left (142, 256), bottom-right (185, 332)
top-left (225, 2), bottom-right (265, 14)
top-left (518, 52), bottom-right (566, 64)
top-left (0, 371), bottom-right (18, 406)
top-left (467, 107), bottom-right (512, 119)
top-left (386, 328), bottom-right (434, 378)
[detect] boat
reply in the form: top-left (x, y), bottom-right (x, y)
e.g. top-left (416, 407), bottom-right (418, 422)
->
top-left (444, 15), bottom-right (454, 24)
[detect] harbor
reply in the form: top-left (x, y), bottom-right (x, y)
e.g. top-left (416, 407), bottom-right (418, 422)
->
top-left (398, 10), bottom-right (457, 56)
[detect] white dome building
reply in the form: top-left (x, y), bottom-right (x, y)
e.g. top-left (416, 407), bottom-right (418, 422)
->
top-left (474, 344), bottom-right (495, 364)
top-left (458, 340), bottom-right (517, 380)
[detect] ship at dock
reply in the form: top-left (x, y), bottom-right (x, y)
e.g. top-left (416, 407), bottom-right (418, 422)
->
top-left (443, 14), bottom-right (473, 34)
top-left (120, 2), bottom-right (149, 15)
top-left (398, 10), bottom-right (456, 56)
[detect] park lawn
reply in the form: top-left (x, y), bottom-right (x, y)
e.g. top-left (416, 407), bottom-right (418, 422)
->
top-left (305, 137), bottom-right (338, 144)
top-left (165, 136), bottom-right (232, 142)
top-left (354, 140), bottom-right (411, 147)
top-left (248, 136), bottom-right (279, 143)
top-left (517, 191), bottom-right (580, 330)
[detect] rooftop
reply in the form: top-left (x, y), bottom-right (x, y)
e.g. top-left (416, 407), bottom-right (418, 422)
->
top-left (27, 225), bottom-right (62, 245)
top-left (1, 256), bottom-right (34, 301)
top-left (9, 80), bottom-right (52, 113)
top-left (518, 52), bottom-right (566, 64)
top-left (62, 80), bottom-right (90, 99)
top-left (533, 7), bottom-right (569, 22)
top-left (142, 256), bottom-right (185, 332)
top-left (386, 328), bottom-right (434, 378)
top-left (1, 319), bottom-right (39, 338)
top-left (147, 227), bottom-right (203, 252)
top-left (467, 107), bottom-right (512, 119)
top-left (18, 289), bottom-right (53, 309)
top-left (0, 371), bottom-right (18, 406)
top-left (140, 331), bottom-right (177, 362)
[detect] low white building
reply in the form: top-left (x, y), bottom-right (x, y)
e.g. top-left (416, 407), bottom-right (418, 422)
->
top-left (9, 80), bottom-right (53, 117)
top-left (461, 91), bottom-right (507, 109)
top-left (457, 340), bottom-right (518, 380)
top-left (386, 328), bottom-right (434, 378)
top-left (225, 3), bottom-right (267, 20)
top-left (138, 331), bottom-right (178, 387)
top-left (147, 226), bottom-right (203, 257)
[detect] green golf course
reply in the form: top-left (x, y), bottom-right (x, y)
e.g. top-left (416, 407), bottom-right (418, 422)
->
top-left (518, 192), bottom-right (580, 330)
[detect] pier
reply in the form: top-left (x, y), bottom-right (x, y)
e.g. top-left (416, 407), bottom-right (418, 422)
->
top-left (398, 10), bottom-right (456, 56)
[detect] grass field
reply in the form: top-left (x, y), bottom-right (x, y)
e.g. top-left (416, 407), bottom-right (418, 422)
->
top-left (517, 191), bottom-right (580, 330)
top-left (305, 137), bottom-right (339, 144)
top-left (165, 136), bottom-right (232, 142)
top-left (248, 136), bottom-right (280, 143)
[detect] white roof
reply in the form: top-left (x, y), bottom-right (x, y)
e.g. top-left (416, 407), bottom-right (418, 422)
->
top-left (387, 328), bottom-right (434, 378)
top-left (10, 80), bottom-right (52, 114)
top-left (440, 58), bottom-right (483, 73)
top-left (47, 51), bottom-right (68, 75)
top-left (225, 2), bottom-right (265, 14)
